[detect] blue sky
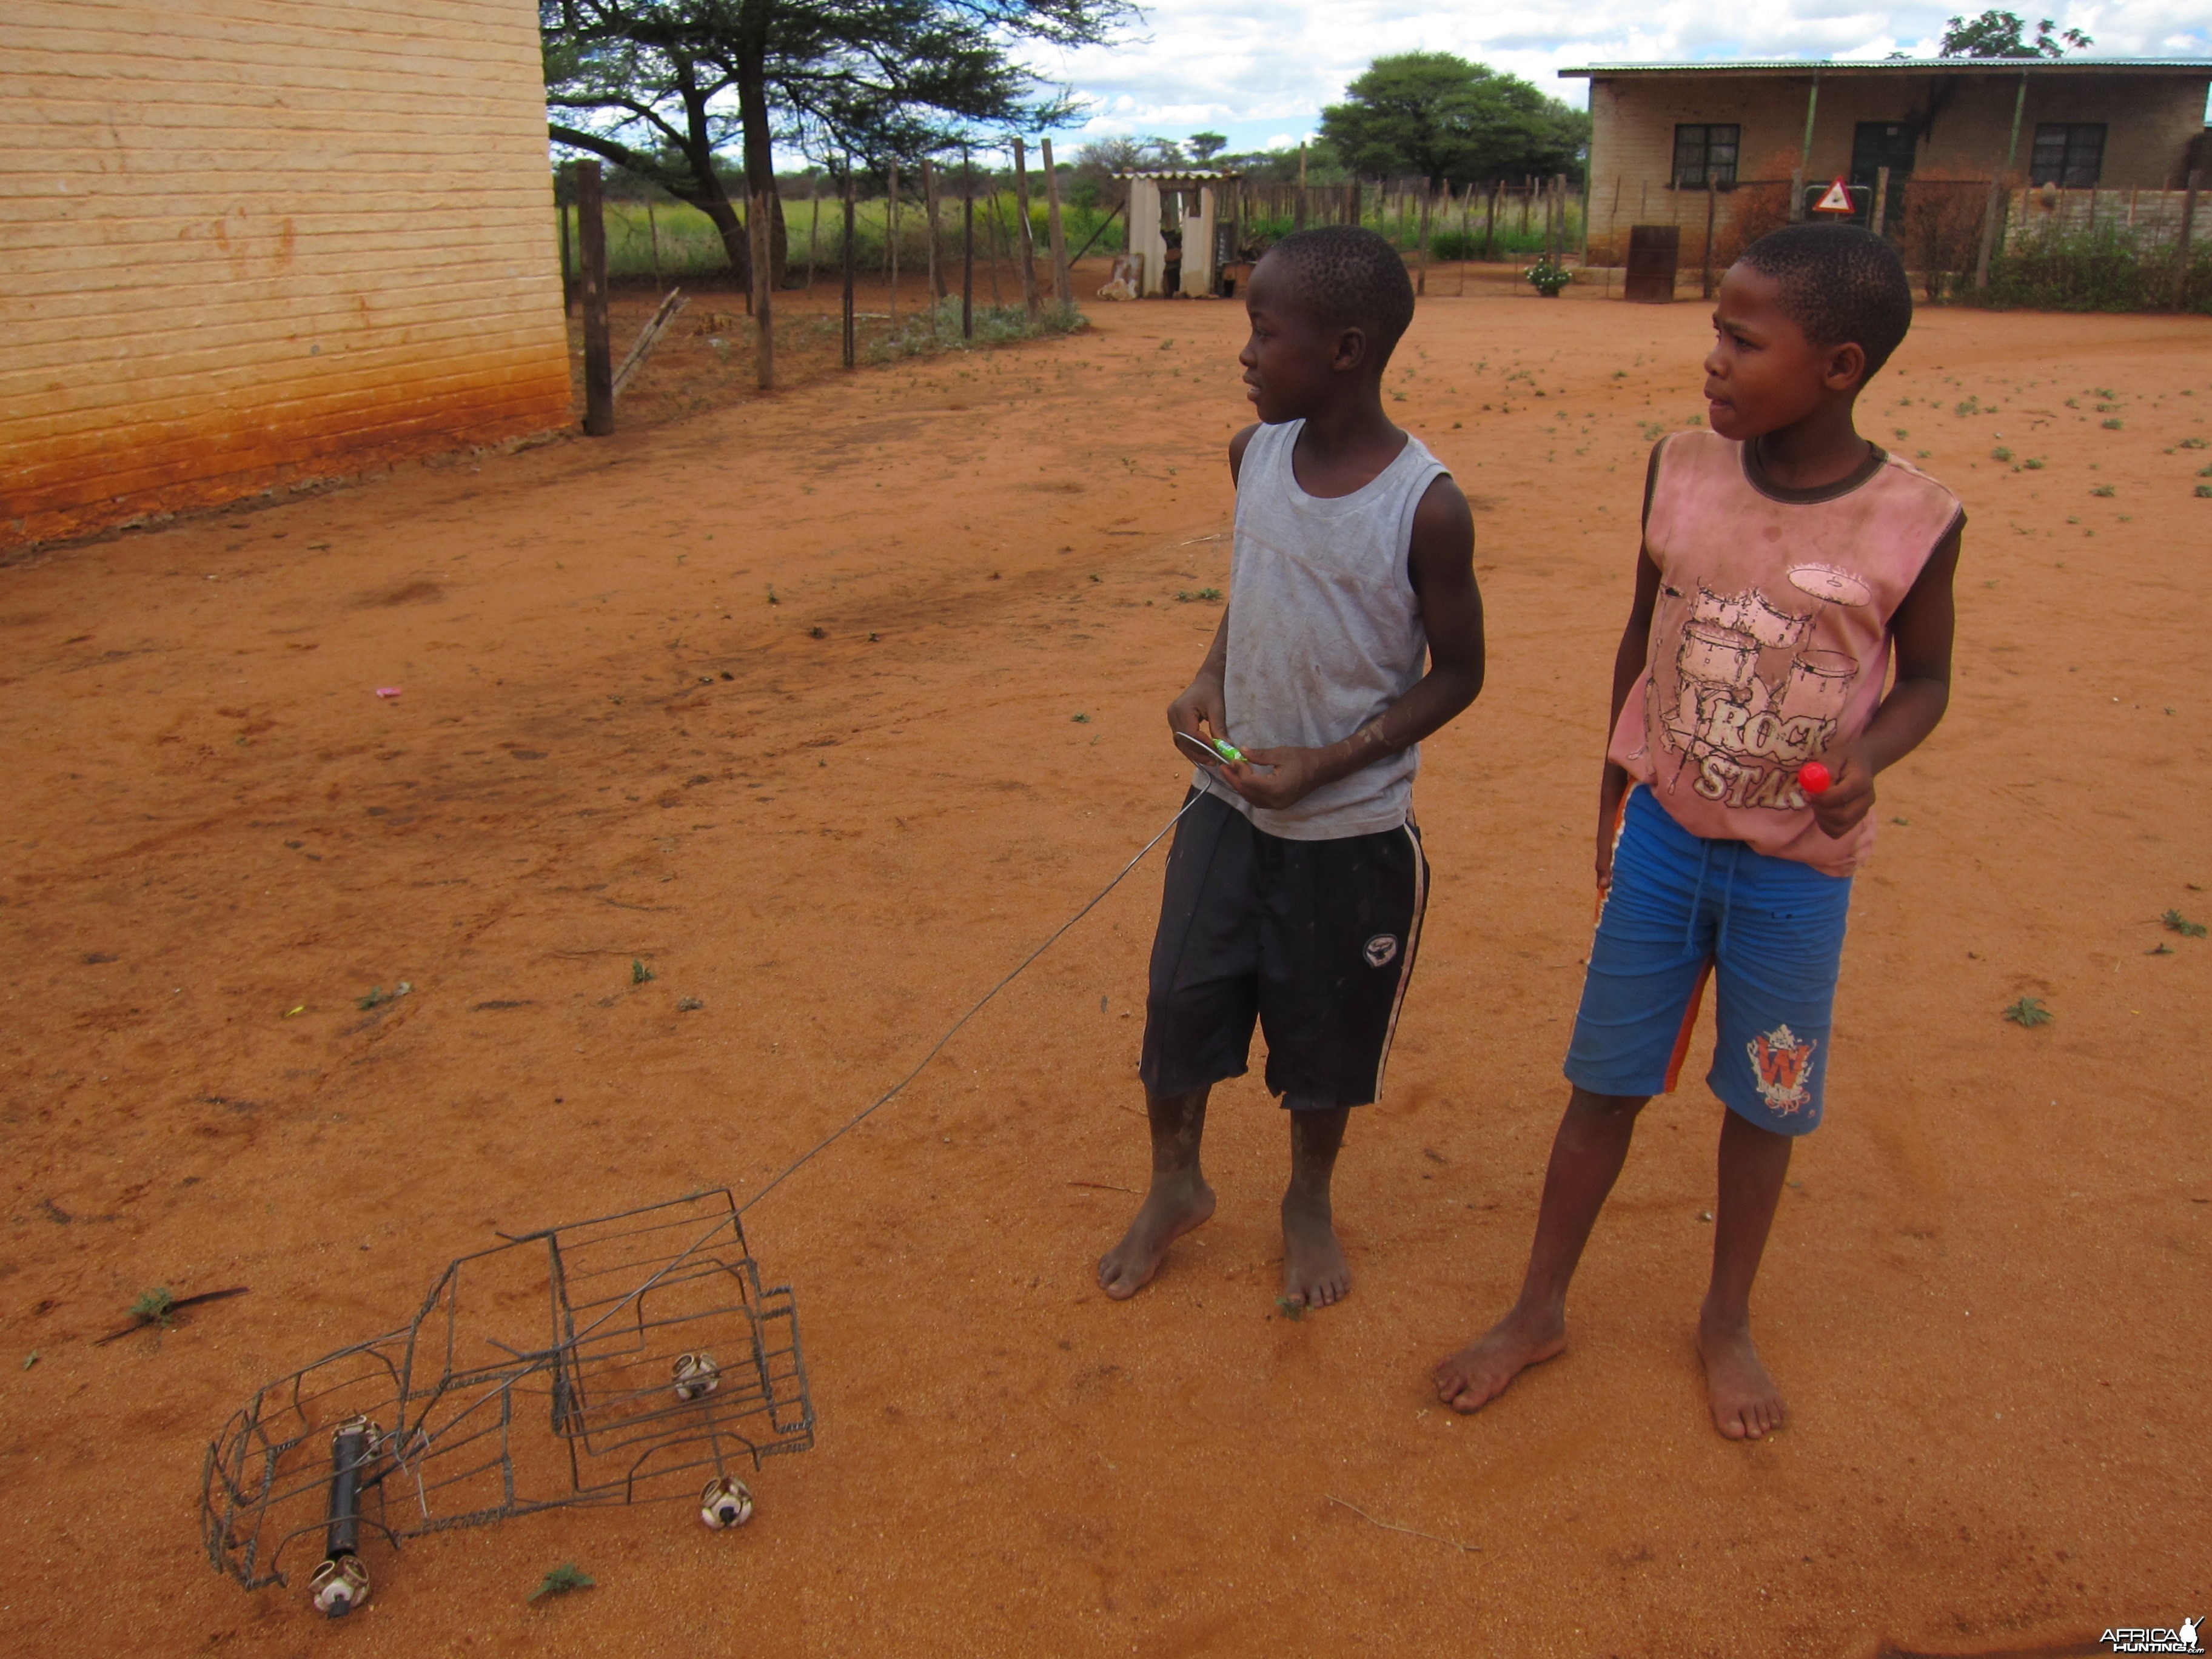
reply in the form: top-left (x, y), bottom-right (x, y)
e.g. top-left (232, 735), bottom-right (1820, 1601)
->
top-left (1011, 0), bottom-right (2212, 159)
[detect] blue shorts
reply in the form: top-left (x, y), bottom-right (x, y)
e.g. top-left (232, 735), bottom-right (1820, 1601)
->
top-left (1565, 786), bottom-right (1852, 1135)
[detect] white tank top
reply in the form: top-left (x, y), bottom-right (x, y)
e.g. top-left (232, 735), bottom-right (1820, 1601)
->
top-left (1203, 418), bottom-right (1448, 840)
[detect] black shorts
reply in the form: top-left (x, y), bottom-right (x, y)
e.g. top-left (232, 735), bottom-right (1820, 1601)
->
top-left (1139, 790), bottom-right (1429, 1110)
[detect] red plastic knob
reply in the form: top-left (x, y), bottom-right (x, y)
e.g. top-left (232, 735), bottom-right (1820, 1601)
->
top-left (1799, 761), bottom-right (1832, 796)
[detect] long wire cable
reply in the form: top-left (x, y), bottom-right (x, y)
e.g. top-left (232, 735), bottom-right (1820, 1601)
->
top-left (739, 787), bottom-right (1207, 1214)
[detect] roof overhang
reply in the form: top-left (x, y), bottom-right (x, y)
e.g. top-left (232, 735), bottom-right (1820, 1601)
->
top-left (1113, 170), bottom-right (1244, 183)
top-left (1563, 58), bottom-right (2212, 79)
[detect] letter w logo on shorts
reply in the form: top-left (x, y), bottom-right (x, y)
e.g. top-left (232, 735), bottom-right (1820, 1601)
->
top-left (1363, 934), bottom-right (1399, 968)
top-left (1746, 1023), bottom-right (1817, 1113)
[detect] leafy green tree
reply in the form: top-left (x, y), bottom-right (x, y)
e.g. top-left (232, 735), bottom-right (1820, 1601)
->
top-left (1188, 132), bottom-right (1227, 163)
top-left (1319, 53), bottom-right (1589, 190)
top-left (541, 0), bottom-right (1130, 283)
top-left (1938, 10), bottom-right (2092, 56)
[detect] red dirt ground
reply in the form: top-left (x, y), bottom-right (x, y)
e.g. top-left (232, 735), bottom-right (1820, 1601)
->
top-left (1, 286), bottom-right (2207, 1659)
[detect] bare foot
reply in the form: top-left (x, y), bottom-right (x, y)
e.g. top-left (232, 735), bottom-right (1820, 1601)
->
top-left (1096, 1172), bottom-right (1215, 1299)
top-left (1698, 1310), bottom-right (1785, 1440)
top-left (1432, 1303), bottom-right (1567, 1413)
top-left (1279, 1190), bottom-right (1349, 1310)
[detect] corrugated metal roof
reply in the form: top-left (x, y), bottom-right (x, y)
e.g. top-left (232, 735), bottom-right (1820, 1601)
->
top-left (1563, 58), bottom-right (2212, 76)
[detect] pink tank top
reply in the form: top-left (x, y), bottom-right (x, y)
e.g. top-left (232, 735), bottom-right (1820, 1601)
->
top-left (1609, 431), bottom-right (1963, 876)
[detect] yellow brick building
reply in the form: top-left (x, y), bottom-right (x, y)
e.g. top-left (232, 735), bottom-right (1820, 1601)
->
top-left (1, 0), bottom-right (572, 551)
top-left (1567, 59), bottom-right (2212, 266)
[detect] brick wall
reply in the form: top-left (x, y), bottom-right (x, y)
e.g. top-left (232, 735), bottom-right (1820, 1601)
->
top-left (1584, 69), bottom-right (2212, 266)
top-left (0, 0), bottom-right (572, 551)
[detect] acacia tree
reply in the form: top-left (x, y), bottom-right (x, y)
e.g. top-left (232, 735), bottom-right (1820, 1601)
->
top-left (541, 0), bottom-right (1128, 284)
top-left (1319, 52), bottom-right (1589, 190)
top-left (1939, 9), bottom-right (2092, 56)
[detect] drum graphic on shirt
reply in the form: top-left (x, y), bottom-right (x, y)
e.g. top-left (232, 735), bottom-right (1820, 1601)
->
top-left (1740, 592), bottom-right (1811, 651)
top-left (1671, 620), bottom-right (1760, 753)
top-left (1778, 651), bottom-right (1857, 723)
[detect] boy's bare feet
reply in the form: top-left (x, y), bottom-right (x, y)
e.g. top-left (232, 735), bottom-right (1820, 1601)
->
top-left (1280, 1189), bottom-right (1349, 1309)
top-left (1097, 1171), bottom-right (1215, 1299)
top-left (1698, 1305), bottom-right (1785, 1439)
top-left (1432, 1302), bottom-right (1567, 1413)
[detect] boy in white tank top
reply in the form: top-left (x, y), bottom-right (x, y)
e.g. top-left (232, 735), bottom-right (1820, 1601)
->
top-left (1435, 225), bottom-right (1964, 1438)
top-left (1096, 228), bottom-right (1486, 1313)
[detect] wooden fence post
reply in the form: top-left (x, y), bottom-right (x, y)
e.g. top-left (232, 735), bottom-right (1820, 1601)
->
top-left (575, 160), bottom-right (613, 436)
top-left (1701, 175), bottom-right (1718, 298)
top-left (841, 167), bottom-right (856, 369)
top-left (961, 147), bottom-right (975, 340)
top-left (887, 160), bottom-right (900, 333)
top-left (556, 165), bottom-right (575, 317)
top-left (2176, 169), bottom-right (2202, 309)
top-left (1872, 164), bottom-right (1892, 240)
top-left (751, 183), bottom-right (774, 390)
top-left (922, 158), bottom-right (943, 333)
top-left (1041, 137), bottom-right (1072, 304)
top-left (1975, 68), bottom-right (2029, 293)
top-left (805, 182), bottom-right (819, 289)
top-left (646, 195), bottom-right (661, 287)
top-left (1013, 137), bottom-right (1041, 321)
top-left (1416, 184), bottom-right (1432, 295)
top-left (1296, 143), bottom-right (1307, 229)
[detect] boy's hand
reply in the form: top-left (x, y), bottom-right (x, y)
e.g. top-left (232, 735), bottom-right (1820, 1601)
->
top-left (1216, 746), bottom-right (1320, 810)
top-left (1807, 743), bottom-right (1875, 839)
top-left (1167, 672), bottom-right (1228, 760)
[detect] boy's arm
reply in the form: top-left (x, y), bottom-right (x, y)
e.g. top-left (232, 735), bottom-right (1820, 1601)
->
top-left (1595, 546), bottom-right (1665, 887)
top-left (1164, 424), bottom-right (1262, 753)
top-left (1216, 473), bottom-right (1483, 810)
top-left (1806, 514), bottom-right (1963, 839)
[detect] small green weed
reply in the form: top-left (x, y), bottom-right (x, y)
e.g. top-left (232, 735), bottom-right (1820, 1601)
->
top-left (1955, 398), bottom-right (1981, 417)
top-left (2091, 484), bottom-right (2116, 497)
top-left (528, 1563), bottom-right (595, 1603)
top-left (355, 981), bottom-right (411, 1011)
top-left (132, 1287), bottom-right (176, 1326)
top-left (1071, 712), bottom-right (1090, 723)
top-left (1175, 588), bottom-right (1223, 603)
top-left (1274, 1295), bottom-right (1305, 1322)
top-left (2102, 418), bottom-right (2123, 430)
top-left (2163, 910), bottom-right (2207, 937)
top-left (2021, 457), bottom-right (2044, 469)
top-left (2196, 484), bottom-right (2212, 498)
top-left (2180, 436), bottom-right (2208, 449)
top-left (631, 959), bottom-right (655, 985)
top-left (1991, 446), bottom-right (2013, 462)
top-left (2002, 996), bottom-right (2054, 1028)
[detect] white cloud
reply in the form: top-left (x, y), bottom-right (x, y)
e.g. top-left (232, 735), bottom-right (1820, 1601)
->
top-left (1016, 0), bottom-right (2208, 155)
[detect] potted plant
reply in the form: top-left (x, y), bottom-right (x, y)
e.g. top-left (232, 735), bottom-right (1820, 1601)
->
top-left (1524, 258), bottom-right (1572, 297)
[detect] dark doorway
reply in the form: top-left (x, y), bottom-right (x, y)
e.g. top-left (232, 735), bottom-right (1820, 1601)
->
top-left (1850, 122), bottom-right (1918, 234)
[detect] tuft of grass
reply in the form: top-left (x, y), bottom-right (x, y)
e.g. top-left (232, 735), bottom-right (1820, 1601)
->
top-left (1175, 588), bottom-right (1223, 603)
top-left (132, 1286), bottom-right (176, 1326)
top-left (356, 981), bottom-right (411, 1011)
top-left (1274, 1295), bottom-right (1305, 1322)
top-left (2196, 484), bottom-right (2212, 499)
top-left (2021, 457), bottom-right (2044, 469)
top-left (631, 959), bottom-right (654, 985)
top-left (1991, 446), bottom-right (2013, 463)
top-left (2091, 484), bottom-right (2116, 497)
top-left (528, 1563), bottom-right (595, 1603)
top-left (2163, 909), bottom-right (2208, 937)
top-left (2102, 418), bottom-right (2123, 431)
top-left (1070, 712), bottom-right (1090, 723)
top-left (2180, 436), bottom-right (2208, 449)
top-left (2001, 996), bottom-right (2054, 1028)
top-left (807, 625), bottom-right (826, 639)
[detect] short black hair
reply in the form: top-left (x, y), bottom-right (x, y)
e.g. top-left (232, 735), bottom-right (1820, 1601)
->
top-left (1259, 226), bottom-right (1417, 363)
top-left (1738, 223), bottom-right (1915, 379)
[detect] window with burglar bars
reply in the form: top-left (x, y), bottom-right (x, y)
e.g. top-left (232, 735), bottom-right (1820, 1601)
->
top-left (1672, 124), bottom-right (1740, 189)
top-left (2029, 124), bottom-right (2105, 188)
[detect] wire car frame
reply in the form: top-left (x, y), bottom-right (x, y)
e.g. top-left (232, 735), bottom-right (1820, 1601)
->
top-left (201, 1190), bottom-right (814, 1594)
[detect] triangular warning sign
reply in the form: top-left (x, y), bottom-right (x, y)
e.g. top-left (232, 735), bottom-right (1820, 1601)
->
top-left (1812, 177), bottom-right (1855, 214)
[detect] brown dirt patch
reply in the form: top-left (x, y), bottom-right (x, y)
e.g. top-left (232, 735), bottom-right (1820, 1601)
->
top-left (1, 290), bottom-right (2207, 1657)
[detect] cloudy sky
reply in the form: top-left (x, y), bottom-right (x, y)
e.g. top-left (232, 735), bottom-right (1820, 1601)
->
top-left (1019, 0), bottom-right (2212, 155)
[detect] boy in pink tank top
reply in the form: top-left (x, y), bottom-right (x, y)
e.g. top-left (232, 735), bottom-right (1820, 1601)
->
top-left (1435, 224), bottom-right (1964, 1439)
